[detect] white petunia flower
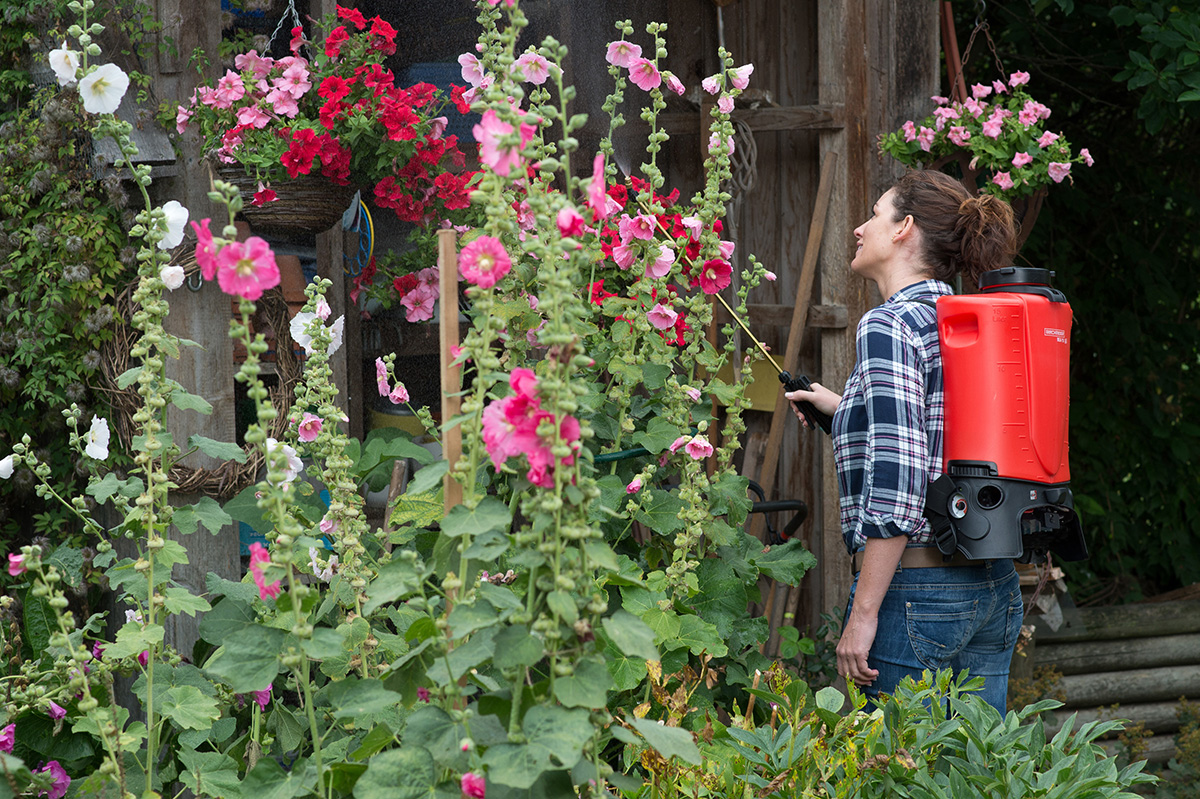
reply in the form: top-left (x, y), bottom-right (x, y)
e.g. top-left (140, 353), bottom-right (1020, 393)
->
top-left (160, 264), bottom-right (185, 290)
top-left (48, 42), bottom-right (80, 86)
top-left (78, 63), bottom-right (130, 115)
top-left (84, 416), bottom-right (110, 460)
top-left (0, 454), bottom-right (13, 479)
top-left (157, 200), bottom-right (189, 250)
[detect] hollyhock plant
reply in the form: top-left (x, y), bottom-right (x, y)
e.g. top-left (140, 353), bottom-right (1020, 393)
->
top-left (248, 542), bottom-right (282, 601)
top-left (36, 761), bottom-right (70, 799)
top-left (7, 553), bottom-right (25, 576)
top-left (48, 42), bottom-right (79, 86)
top-left (78, 62), bottom-right (129, 115)
top-left (1, 453), bottom-right (14, 479)
top-left (880, 71), bottom-right (1092, 200)
top-left (84, 416), bottom-right (110, 461)
top-left (0, 722), bottom-right (12, 753)
top-left (459, 236), bottom-right (512, 288)
top-left (215, 237), bottom-right (280, 301)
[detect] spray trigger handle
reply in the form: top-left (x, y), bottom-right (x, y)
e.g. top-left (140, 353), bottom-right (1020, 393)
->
top-left (780, 371), bottom-right (833, 435)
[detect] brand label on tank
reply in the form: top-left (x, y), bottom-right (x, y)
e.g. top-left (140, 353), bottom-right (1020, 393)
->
top-left (1044, 327), bottom-right (1068, 343)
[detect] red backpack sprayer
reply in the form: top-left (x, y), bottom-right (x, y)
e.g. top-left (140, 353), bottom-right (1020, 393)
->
top-left (718, 266), bottom-right (1088, 564)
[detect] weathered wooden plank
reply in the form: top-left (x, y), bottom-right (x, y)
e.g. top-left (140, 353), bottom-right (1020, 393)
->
top-left (1036, 599), bottom-right (1200, 643)
top-left (714, 303), bottom-right (848, 329)
top-left (1058, 665), bottom-right (1200, 708)
top-left (1044, 701), bottom-right (1185, 738)
top-left (1097, 733), bottom-right (1176, 765)
top-left (658, 105), bottom-right (844, 135)
top-left (1035, 632), bottom-right (1200, 676)
top-left (438, 229), bottom-right (463, 513)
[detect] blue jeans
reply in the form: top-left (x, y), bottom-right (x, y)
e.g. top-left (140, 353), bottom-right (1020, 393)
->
top-left (844, 559), bottom-right (1024, 715)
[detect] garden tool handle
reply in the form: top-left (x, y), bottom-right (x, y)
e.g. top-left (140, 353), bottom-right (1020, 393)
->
top-left (780, 371), bottom-right (833, 435)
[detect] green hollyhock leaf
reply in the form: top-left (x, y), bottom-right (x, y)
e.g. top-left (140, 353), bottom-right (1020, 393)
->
top-left (552, 658), bottom-right (611, 709)
top-left (87, 472), bottom-right (145, 505)
top-left (187, 434), bottom-right (248, 464)
top-left (203, 626), bottom-right (284, 692)
top-left (523, 705), bottom-right (594, 770)
top-left (198, 597), bottom-right (256, 642)
top-left (483, 743), bottom-right (554, 789)
top-left (179, 749), bottom-right (243, 798)
top-left (463, 528), bottom-right (509, 560)
top-left (632, 417), bottom-right (683, 454)
top-left (675, 614), bottom-right (727, 657)
top-left (633, 488), bottom-right (686, 535)
top-left (606, 651), bottom-right (649, 691)
top-left (749, 538), bottom-right (817, 585)
top-left (22, 593), bottom-right (54, 655)
top-left (492, 625), bottom-right (544, 669)
top-left (441, 496), bottom-right (512, 538)
top-left (361, 559), bottom-right (421, 616)
top-left (390, 491), bottom-right (444, 533)
top-left (601, 610), bottom-right (659, 661)
top-left (689, 559), bottom-right (748, 638)
top-left (163, 586), bottom-right (212, 617)
top-left (104, 621), bottom-right (165, 660)
top-left (327, 679), bottom-right (404, 720)
top-left (241, 757), bottom-right (316, 799)
top-left (426, 627), bottom-right (496, 685)
top-left (447, 601), bottom-right (497, 638)
top-left (170, 388), bottom-right (213, 415)
top-left (405, 461), bottom-right (448, 496)
top-left (159, 684), bottom-right (220, 730)
top-left (629, 717), bottom-right (701, 766)
top-left (353, 747), bottom-right (437, 799)
top-left (173, 496), bottom-right (234, 536)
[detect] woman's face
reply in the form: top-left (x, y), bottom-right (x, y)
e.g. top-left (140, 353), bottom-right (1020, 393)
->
top-left (850, 189), bottom-right (901, 280)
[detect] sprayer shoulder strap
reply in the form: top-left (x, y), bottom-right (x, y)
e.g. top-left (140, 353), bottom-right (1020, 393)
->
top-left (909, 299), bottom-right (938, 308)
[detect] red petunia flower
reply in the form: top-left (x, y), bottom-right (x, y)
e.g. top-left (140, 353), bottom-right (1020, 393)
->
top-left (318, 75), bottom-right (353, 103)
top-left (337, 5), bottom-right (367, 30)
top-left (324, 26), bottom-right (349, 58)
top-left (369, 17), bottom-right (397, 55)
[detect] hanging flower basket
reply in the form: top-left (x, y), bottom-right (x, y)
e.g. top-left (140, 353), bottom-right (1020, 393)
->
top-left (929, 151), bottom-right (1046, 249)
top-left (211, 160), bottom-right (357, 238)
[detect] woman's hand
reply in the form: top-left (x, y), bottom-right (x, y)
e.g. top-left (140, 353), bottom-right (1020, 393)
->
top-left (784, 382), bottom-right (841, 428)
top-left (837, 608), bottom-right (880, 686)
top-left (837, 536), bottom-right (907, 686)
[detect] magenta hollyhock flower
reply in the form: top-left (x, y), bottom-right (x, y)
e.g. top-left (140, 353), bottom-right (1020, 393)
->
top-left (0, 722), bottom-right (13, 753)
top-left (627, 58), bottom-right (661, 91)
top-left (417, 686), bottom-right (430, 702)
top-left (1047, 162), bottom-right (1071, 183)
top-left (587, 153), bottom-right (610, 220)
top-left (461, 772), bottom-right (486, 799)
top-left (647, 303), bottom-right (678, 331)
top-left (138, 650), bottom-right (149, 668)
top-left (1009, 70), bottom-right (1031, 87)
top-left (459, 236), bottom-right (512, 289)
top-left (669, 435), bottom-right (690, 454)
top-left (513, 52), bottom-right (551, 85)
top-left (992, 171), bottom-right (1015, 191)
top-left (92, 640), bottom-right (104, 660)
top-left (626, 477), bottom-right (643, 494)
top-left (1037, 130), bottom-right (1060, 148)
top-left (252, 684), bottom-right (272, 709)
top-left (510, 367), bottom-right (538, 399)
top-left (686, 386), bottom-right (702, 402)
top-left (698, 259), bottom-right (732, 294)
top-left (618, 213), bottom-right (656, 242)
top-left (7, 553), bottom-right (25, 577)
top-left (36, 760), bottom-right (70, 799)
top-left (248, 542), bottom-right (282, 601)
top-left (47, 700), bottom-right (66, 720)
top-left (646, 245), bottom-right (674, 279)
top-left (215, 236), bottom-right (280, 301)
top-left (605, 40), bottom-right (642, 68)
top-left (729, 64), bottom-right (754, 90)
top-left (556, 206), bottom-right (585, 238)
top-left (684, 435), bottom-right (714, 460)
top-left (473, 109), bottom-right (536, 177)
top-left (192, 218), bottom-right (218, 280)
top-left (664, 74), bottom-right (685, 95)
top-left (1012, 152), bottom-right (1033, 168)
top-left (297, 413), bottom-right (322, 443)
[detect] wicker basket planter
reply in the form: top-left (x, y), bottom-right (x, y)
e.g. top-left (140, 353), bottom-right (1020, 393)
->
top-left (210, 160), bottom-right (357, 239)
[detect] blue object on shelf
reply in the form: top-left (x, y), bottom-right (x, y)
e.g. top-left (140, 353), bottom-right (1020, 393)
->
top-left (238, 521), bottom-right (267, 556)
top-left (403, 62), bottom-right (478, 143)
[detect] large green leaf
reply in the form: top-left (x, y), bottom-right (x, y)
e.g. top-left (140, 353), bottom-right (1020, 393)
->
top-left (629, 717), bottom-right (701, 766)
top-left (22, 592), bottom-right (54, 655)
top-left (689, 559), bottom-right (749, 638)
top-left (241, 757), bottom-right (317, 799)
top-left (523, 705), bottom-right (594, 770)
top-left (179, 750), bottom-right (243, 799)
top-left (327, 679), bottom-right (404, 720)
top-left (633, 489), bottom-right (686, 535)
top-left (632, 417), bottom-right (682, 454)
top-left (601, 610), bottom-right (659, 661)
top-left (361, 559), bottom-right (422, 616)
top-left (675, 614), bottom-right (728, 658)
top-left (749, 538), bottom-right (816, 585)
top-left (552, 658), bottom-right (612, 708)
top-left (353, 747), bottom-right (437, 799)
top-left (203, 626), bottom-right (284, 692)
top-left (483, 743), bottom-right (554, 790)
top-left (492, 625), bottom-right (544, 670)
top-left (173, 495), bottom-right (233, 535)
top-left (164, 586), bottom-right (212, 617)
top-left (187, 434), bottom-right (248, 464)
top-left (104, 621), bottom-right (166, 660)
top-left (159, 685), bottom-right (221, 730)
top-left (440, 496), bottom-right (512, 539)
top-left (198, 597), bottom-right (256, 643)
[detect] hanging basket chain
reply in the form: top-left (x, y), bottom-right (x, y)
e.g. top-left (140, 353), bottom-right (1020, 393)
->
top-left (959, 0), bottom-right (1006, 80)
top-left (267, 0), bottom-right (304, 53)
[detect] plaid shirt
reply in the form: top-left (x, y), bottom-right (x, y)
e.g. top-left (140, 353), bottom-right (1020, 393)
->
top-left (832, 279), bottom-right (953, 553)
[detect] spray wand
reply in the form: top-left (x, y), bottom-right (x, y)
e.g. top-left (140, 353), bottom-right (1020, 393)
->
top-left (711, 292), bottom-right (833, 435)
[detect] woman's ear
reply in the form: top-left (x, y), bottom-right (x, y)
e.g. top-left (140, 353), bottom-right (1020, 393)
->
top-left (892, 214), bottom-right (915, 243)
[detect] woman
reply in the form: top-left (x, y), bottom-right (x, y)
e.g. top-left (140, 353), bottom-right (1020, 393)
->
top-left (786, 170), bottom-right (1024, 715)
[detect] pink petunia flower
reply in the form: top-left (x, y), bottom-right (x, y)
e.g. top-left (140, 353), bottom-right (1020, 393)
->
top-left (916, 126), bottom-right (935, 151)
top-left (947, 126), bottom-right (971, 147)
top-left (698, 259), bottom-right (732, 294)
top-left (175, 104), bottom-right (193, 134)
top-left (992, 171), bottom-right (1015, 191)
top-left (215, 237), bottom-right (280, 301)
top-left (963, 97), bottom-right (985, 117)
top-left (729, 64), bottom-right (754, 90)
top-left (902, 120), bottom-right (916, 142)
top-left (992, 79), bottom-right (1008, 95)
top-left (627, 58), bottom-right (662, 91)
top-left (1047, 162), bottom-right (1071, 183)
top-left (1012, 152), bottom-right (1033, 168)
top-left (1009, 70), bottom-right (1031, 87)
top-left (297, 413), bottom-right (322, 443)
top-left (971, 82), bottom-right (992, 99)
top-left (684, 435), bottom-right (714, 460)
top-left (401, 282), bottom-right (437, 322)
top-left (1037, 130), bottom-right (1060, 148)
top-left (459, 236), bottom-right (512, 289)
top-left (605, 40), bottom-right (642, 68)
top-left (981, 117), bottom-right (1003, 139)
top-left (647, 303), bottom-right (678, 330)
top-left (1081, 148), bottom-right (1094, 167)
top-left (7, 553), bottom-right (25, 577)
top-left (931, 95), bottom-right (950, 105)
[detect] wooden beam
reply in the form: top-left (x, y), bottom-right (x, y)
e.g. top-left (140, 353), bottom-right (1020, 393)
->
top-left (438, 230), bottom-right (463, 513)
top-left (1036, 599), bottom-right (1200, 643)
top-left (1035, 632), bottom-right (1200, 676)
top-left (714, 303), bottom-right (849, 329)
top-left (657, 104), bottom-right (845, 135)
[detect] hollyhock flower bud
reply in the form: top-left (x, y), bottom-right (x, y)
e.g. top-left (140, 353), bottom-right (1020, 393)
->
top-left (48, 700), bottom-right (66, 720)
top-left (626, 477), bottom-right (643, 494)
top-left (461, 772), bottom-right (486, 799)
top-left (5, 554), bottom-right (21, 577)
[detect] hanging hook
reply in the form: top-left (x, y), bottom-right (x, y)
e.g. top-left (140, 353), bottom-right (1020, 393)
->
top-left (186, 270), bottom-right (204, 292)
top-left (974, 0), bottom-right (987, 30)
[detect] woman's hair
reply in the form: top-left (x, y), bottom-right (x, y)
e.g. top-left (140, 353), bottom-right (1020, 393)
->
top-left (889, 170), bottom-right (1017, 285)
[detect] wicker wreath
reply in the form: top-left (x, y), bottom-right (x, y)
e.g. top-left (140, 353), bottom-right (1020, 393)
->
top-left (98, 255), bottom-right (304, 498)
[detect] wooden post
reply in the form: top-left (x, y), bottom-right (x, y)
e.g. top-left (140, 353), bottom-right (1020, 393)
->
top-left (438, 229), bottom-right (463, 514)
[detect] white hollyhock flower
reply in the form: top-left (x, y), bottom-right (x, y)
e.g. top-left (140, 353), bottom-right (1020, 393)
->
top-left (48, 43), bottom-right (80, 86)
top-left (265, 438), bottom-right (302, 487)
top-left (289, 312), bottom-right (344, 356)
top-left (78, 63), bottom-right (130, 115)
top-left (0, 454), bottom-right (13, 479)
top-left (157, 200), bottom-right (189, 250)
top-left (160, 264), bottom-right (185, 290)
top-left (84, 416), bottom-right (110, 460)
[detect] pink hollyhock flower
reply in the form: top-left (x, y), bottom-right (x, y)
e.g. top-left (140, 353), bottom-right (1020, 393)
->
top-left (717, 95), bottom-right (734, 114)
top-left (264, 438), bottom-right (302, 488)
top-left (669, 435), bottom-right (690, 453)
top-left (916, 126), bottom-right (935, 151)
top-left (587, 153), bottom-right (610, 220)
top-left (556, 206), bottom-right (585, 237)
top-left (718, 240), bottom-right (735, 260)
top-left (729, 64), bottom-right (754, 90)
top-left (701, 75), bottom-right (721, 95)
top-left (971, 82), bottom-right (992, 99)
top-left (708, 131), bottom-right (735, 154)
top-left (699, 259), bottom-right (732, 294)
top-left (215, 237), bottom-right (280, 301)
top-left (763, 270), bottom-right (777, 281)
top-left (514, 52), bottom-right (551, 85)
top-left (7, 553), bottom-right (25, 576)
top-left (628, 58), bottom-right (662, 91)
top-left (646, 245), bottom-right (675, 279)
top-left (92, 640), bottom-right (104, 660)
top-left (35, 760), bottom-right (70, 799)
top-left (510, 368), bottom-right (538, 399)
top-left (192, 219), bottom-right (218, 280)
top-left (1012, 152), bottom-right (1033, 168)
top-left (389, 382), bottom-right (410, 404)
top-left (319, 515), bottom-right (338, 535)
top-left (375, 357), bottom-right (390, 396)
top-left (1037, 130), bottom-right (1060, 148)
top-left (1081, 148), bottom-right (1094, 167)
top-left (664, 74), bottom-right (685, 95)
top-left (1047, 162), bottom-right (1071, 183)
top-left (462, 773), bottom-right (486, 799)
top-left (248, 542), bottom-right (282, 601)
top-left (474, 109), bottom-right (536, 177)
top-left (252, 684), bottom-right (272, 710)
top-left (297, 413), bottom-right (322, 443)
top-left (1009, 70), bottom-right (1031, 87)
top-left (626, 477), bottom-right (643, 494)
top-left (647, 303), bottom-right (678, 330)
top-left (947, 126), bottom-right (971, 147)
top-left (137, 650), bottom-right (149, 668)
top-left (175, 104), bottom-right (192, 134)
top-left (612, 241), bottom-right (636, 269)
top-left (605, 40), bottom-right (642, 68)
top-left (315, 296), bottom-right (332, 321)
top-left (48, 700), bottom-right (66, 720)
top-left (686, 386), bottom-right (702, 402)
top-left (681, 216), bottom-right (703, 241)
top-left (902, 120), bottom-right (916, 142)
top-left (684, 435), bottom-right (714, 460)
top-left (459, 235), bottom-right (512, 288)
top-left (417, 686), bottom-right (431, 702)
top-left (992, 171), bottom-right (1015, 191)
top-left (0, 723), bottom-right (12, 753)
top-left (618, 213), bottom-right (656, 241)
